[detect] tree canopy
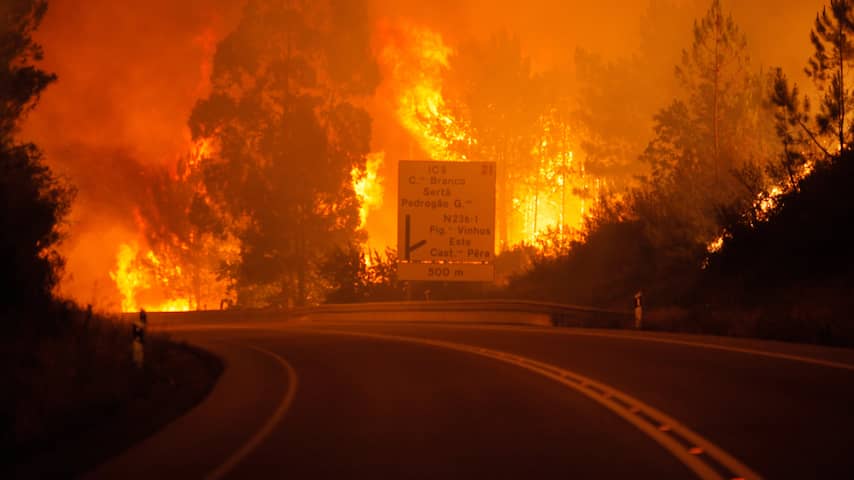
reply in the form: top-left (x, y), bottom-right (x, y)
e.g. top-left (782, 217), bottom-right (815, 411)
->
top-left (188, 0), bottom-right (379, 307)
top-left (806, 0), bottom-right (854, 151)
top-left (0, 0), bottom-right (73, 313)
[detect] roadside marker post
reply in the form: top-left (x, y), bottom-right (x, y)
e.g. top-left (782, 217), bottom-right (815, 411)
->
top-left (634, 291), bottom-right (643, 330)
top-left (133, 309), bottom-right (147, 368)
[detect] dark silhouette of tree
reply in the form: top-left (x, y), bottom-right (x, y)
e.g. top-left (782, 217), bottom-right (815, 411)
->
top-left (319, 245), bottom-right (403, 303)
top-left (675, 0), bottom-right (750, 183)
top-left (318, 242), bottom-right (367, 303)
top-left (639, 0), bottom-right (775, 249)
top-left (772, 0), bottom-right (854, 159)
top-left (188, 0), bottom-right (379, 307)
top-left (771, 69), bottom-right (831, 162)
top-left (702, 147), bottom-right (854, 345)
top-left (0, 1), bottom-right (74, 313)
top-left (806, 0), bottom-right (854, 152)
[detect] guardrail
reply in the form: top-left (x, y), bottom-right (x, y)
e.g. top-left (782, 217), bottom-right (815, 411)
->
top-left (127, 300), bottom-right (632, 329)
top-left (291, 300), bottom-right (631, 328)
top-left (122, 300), bottom-right (633, 328)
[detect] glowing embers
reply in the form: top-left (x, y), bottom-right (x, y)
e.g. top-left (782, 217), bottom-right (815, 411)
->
top-left (188, 136), bottom-right (215, 171)
top-left (706, 159), bottom-right (816, 254)
top-left (707, 235), bottom-right (725, 254)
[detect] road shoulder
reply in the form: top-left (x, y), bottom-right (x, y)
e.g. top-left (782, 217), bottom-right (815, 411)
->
top-left (12, 341), bottom-right (222, 479)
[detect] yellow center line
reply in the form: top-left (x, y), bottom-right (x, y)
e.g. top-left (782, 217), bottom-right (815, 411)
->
top-left (493, 326), bottom-right (854, 372)
top-left (308, 328), bottom-right (763, 480)
top-left (556, 330), bottom-right (854, 371)
top-left (332, 322), bottom-right (854, 372)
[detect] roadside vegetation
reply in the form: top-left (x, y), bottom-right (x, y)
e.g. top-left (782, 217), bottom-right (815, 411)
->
top-left (2, 2), bottom-right (222, 475)
top-left (6, 306), bottom-right (222, 477)
top-left (508, 0), bottom-right (854, 346)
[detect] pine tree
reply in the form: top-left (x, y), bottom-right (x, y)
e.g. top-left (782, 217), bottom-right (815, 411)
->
top-left (638, 0), bottom-right (776, 272)
top-left (675, 0), bottom-right (750, 183)
top-left (805, 0), bottom-right (854, 152)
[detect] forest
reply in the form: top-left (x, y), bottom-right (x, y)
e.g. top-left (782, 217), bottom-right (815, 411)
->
top-left (4, 0), bottom-right (854, 342)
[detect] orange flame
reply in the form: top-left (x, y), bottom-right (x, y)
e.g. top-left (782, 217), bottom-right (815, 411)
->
top-left (378, 23), bottom-right (473, 161)
top-left (109, 136), bottom-right (236, 312)
top-left (352, 152), bottom-right (385, 229)
top-left (707, 160), bottom-right (816, 254)
top-left (110, 242), bottom-right (192, 312)
top-left (377, 23), bottom-right (594, 254)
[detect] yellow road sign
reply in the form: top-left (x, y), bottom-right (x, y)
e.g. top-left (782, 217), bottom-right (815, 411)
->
top-left (398, 160), bottom-right (495, 282)
top-left (398, 263), bottom-right (495, 282)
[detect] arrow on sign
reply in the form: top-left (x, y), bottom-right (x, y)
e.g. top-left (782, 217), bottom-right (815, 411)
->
top-left (404, 214), bottom-right (427, 260)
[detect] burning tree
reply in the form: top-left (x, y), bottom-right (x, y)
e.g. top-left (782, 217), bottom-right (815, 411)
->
top-left (188, 0), bottom-right (379, 307)
top-left (639, 0), bottom-right (777, 251)
top-left (376, 25), bottom-right (595, 252)
top-left (442, 32), bottom-right (548, 248)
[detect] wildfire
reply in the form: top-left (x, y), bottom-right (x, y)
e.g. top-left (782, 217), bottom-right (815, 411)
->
top-left (108, 134), bottom-right (236, 313)
top-left (186, 135), bottom-right (215, 174)
top-left (104, 22), bottom-right (603, 307)
top-left (707, 159), bottom-right (816, 254)
top-left (110, 242), bottom-right (192, 312)
top-left (377, 23), bottom-right (473, 161)
top-left (110, 243), bottom-right (147, 312)
top-left (352, 152), bottom-right (385, 229)
top-left (376, 23), bottom-right (594, 254)
top-left (513, 121), bottom-right (591, 247)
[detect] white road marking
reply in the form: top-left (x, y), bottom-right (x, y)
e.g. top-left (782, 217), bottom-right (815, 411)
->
top-left (206, 345), bottom-right (298, 480)
top-left (161, 319), bottom-right (854, 371)
top-left (532, 328), bottom-right (854, 372)
top-left (309, 328), bottom-right (763, 480)
top-left (349, 323), bottom-right (854, 372)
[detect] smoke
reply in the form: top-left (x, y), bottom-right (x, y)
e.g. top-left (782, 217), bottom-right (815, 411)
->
top-left (21, 0), bottom-right (243, 307)
top-left (21, 0), bottom-right (827, 308)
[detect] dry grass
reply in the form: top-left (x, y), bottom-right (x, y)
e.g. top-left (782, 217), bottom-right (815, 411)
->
top-left (644, 292), bottom-right (854, 347)
top-left (3, 305), bottom-right (222, 476)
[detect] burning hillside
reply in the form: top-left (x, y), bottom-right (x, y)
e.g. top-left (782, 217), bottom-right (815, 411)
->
top-left (20, 0), bottom-right (826, 311)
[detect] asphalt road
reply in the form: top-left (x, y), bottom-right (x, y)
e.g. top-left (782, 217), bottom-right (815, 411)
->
top-left (87, 319), bottom-right (854, 479)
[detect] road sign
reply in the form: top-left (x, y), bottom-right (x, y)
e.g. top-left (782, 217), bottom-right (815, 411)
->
top-left (398, 262), bottom-right (495, 282)
top-left (398, 160), bottom-right (495, 282)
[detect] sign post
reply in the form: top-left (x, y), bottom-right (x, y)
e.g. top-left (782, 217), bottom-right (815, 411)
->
top-left (398, 160), bottom-right (496, 282)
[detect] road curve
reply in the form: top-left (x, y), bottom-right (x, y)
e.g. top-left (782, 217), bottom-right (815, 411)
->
top-left (88, 319), bottom-right (854, 479)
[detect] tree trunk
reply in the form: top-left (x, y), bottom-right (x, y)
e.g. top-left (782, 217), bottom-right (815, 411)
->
top-left (296, 206), bottom-right (307, 307)
top-left (713, 13), bottom-right (721, 185)
top-left (840, 24), bottom-right (846, 152)
top-left (532, 152), bottom-right (541, 236)
top-left (497, 137), bottom-right (510, 250)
